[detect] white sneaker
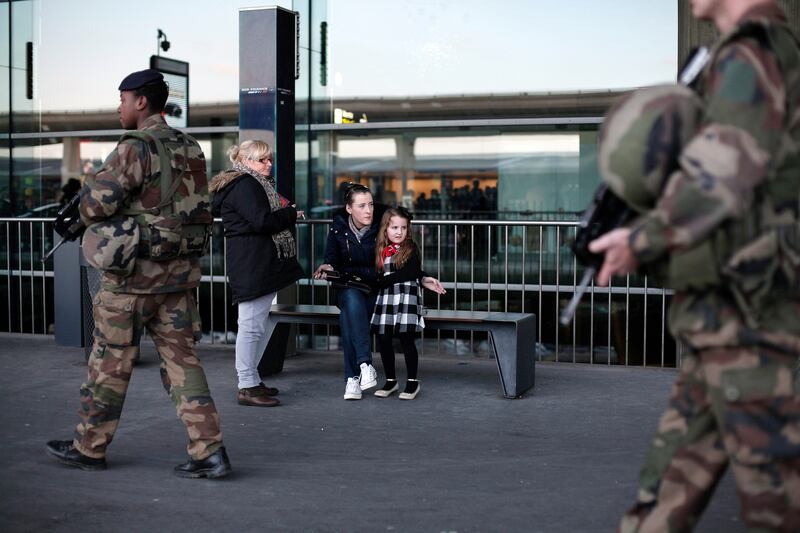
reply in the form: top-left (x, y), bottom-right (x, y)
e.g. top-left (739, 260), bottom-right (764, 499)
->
top-left (359, 363), bottom-right (377, 390)
top-left (344, 377), bottom-right (362, 400)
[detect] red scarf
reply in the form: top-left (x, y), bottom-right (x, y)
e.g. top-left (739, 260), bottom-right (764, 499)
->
top-left (380, 243), bottom-right (400, 263)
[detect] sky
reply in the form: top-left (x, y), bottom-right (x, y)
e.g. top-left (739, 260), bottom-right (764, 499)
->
top-left (329, 0), bottom-right (678, 97)
top-left (13, 0), bottom-right (677, 112)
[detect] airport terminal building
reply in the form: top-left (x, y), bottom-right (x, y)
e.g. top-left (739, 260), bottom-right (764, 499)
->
top-left (2, 1), bottom-right (798, 367)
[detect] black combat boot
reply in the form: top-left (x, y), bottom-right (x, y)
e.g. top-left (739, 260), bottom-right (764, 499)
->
top-left (174, 446), bottom-right (232, 479)
top-left (45, 440), bottom-right (107, 471)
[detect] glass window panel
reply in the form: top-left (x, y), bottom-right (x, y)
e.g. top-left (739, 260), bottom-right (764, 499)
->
top-left (1, 4), bottom-right (8, 213)
top-left (15, 1), bottom-right (678, 125)
top-left (32, 0), bottom-right (294, 116)
top-left (1, 1), bottom-right (9, 118)
top-left (5, 132), bottom-right (242, 214)
top-left (10, 0), bottom-right (36, 133)
top-left (311, 125), bottom-right (600, 221)
top-left (338, 138), bottom-right (396, 158)
top-left (12, 142), bottom-right (51, 214)
top-left (0, 141), bottom-right (10, 216)
top-left (326, 0), bottom-right (677, 122)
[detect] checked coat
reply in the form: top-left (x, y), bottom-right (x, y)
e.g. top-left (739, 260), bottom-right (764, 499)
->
top-left (370, 244), bottom-right (425, 334)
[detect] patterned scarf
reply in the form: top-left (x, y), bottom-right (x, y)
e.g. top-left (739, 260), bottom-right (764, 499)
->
top-left (232, 161), bottom-right (297, 259)
top-left (348, 216), bottom-right (370, 243)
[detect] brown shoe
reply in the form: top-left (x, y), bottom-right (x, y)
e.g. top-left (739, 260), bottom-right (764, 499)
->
top-left (257, 382), bottom-right (279, 396)
top-left (238, 385), bottom-right (281, 407)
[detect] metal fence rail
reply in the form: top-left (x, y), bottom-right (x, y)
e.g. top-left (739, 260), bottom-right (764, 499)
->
top-left (1, 217), bottom-right (681, 367)
top-left (0, 218), bottom-right (55, 335)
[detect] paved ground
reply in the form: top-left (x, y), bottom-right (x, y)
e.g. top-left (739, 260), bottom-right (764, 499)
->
top-left (0, 333), bottom-right (741, 532)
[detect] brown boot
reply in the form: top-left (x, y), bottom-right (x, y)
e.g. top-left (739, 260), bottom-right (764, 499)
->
top-left (238, 384), bottom-right (281, 407)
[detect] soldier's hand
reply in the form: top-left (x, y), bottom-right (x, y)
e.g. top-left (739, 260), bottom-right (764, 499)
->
top-left (589, 228), bottom-right (638, 286)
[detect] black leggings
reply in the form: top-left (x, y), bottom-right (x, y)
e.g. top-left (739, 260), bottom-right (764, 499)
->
top-left (377, 332), bottom-right (418, 380)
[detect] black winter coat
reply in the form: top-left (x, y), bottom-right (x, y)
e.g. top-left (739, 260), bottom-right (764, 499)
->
top-left (211, 173), bottom-right (304, 304)
top-left (323, 205), bottom-right (387, 284)
top-left (323, 205), bottom-right (427, 289)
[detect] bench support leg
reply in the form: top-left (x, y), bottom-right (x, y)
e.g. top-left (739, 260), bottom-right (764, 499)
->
top-left (259, 322), bottom-right (290, 377)
top-left (489, 323), bottom-right (536, 398)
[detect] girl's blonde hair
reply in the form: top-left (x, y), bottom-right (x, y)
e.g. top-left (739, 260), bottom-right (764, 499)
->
top-left (375, 207), bottom-right (418, 272)
top-left (227, 140), bottom-right (273, 163)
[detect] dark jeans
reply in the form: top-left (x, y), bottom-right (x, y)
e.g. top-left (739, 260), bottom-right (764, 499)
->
top-left (337, 288), bottom-right (376, 379)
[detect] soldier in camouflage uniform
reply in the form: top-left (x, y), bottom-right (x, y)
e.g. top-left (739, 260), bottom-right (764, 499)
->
top-left (590, 0), bottom-right (800, 530)
top-left (46, 69), bottom-right (231, 479)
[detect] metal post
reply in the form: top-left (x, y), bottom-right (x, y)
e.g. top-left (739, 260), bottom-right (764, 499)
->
top-left (53, 234), bottom-right (85, 346)
top-left (240, 6), bottom-right (300, 374)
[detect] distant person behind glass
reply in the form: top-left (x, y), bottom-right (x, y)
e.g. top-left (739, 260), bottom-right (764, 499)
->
top-left (59, 178), bottom-right (82, 207)
top-left (210, 140), bottom-right (304, 407)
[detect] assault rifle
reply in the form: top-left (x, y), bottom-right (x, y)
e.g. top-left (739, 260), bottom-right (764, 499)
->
top-left (559, 186), bottom-right (634, 326)
top-left (560, 47), bottom-right (711, 326)
top-left (42, 194), bottom-right (85, 263)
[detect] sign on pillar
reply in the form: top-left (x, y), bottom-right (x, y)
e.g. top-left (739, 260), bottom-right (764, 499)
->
top-left (239, 6), bottom-right (299, 202)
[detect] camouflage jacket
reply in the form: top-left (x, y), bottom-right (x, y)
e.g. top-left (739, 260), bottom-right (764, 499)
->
top-left (629, 3), bottom-right (800, 354)
top-left (79, 114), bottom-right (208, 294)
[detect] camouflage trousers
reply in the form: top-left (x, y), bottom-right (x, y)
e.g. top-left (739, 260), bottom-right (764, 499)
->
top-left (619, 345), bottom-right (800, 532)
top-left (73, 288), bottom-right (223, 461)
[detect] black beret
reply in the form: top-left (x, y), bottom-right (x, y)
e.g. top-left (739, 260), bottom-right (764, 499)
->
top-left (118, 69), bottom-right (164, 91)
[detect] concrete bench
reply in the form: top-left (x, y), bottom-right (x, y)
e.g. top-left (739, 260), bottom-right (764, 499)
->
top-left (259, 304), bottom-right (537, 399)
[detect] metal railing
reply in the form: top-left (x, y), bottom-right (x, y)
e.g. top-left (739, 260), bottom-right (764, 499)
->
top-left (1, 216), bottom-right (681, 367)
top-left (0, 218), bottom-right (55, 335)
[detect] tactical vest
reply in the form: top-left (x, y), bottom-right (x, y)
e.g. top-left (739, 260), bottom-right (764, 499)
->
top-left (120, 127), bottom-right (213, 261)
top-left (670, 19), bottom-right (800, 328)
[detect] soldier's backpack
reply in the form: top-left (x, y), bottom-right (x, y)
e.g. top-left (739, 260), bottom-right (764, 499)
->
top-left (81, 127), bottom-right (212, 276)
top-left (120, 128), bottom-right (213, 262)
top-left (702, 19), bottom-right (800, 327)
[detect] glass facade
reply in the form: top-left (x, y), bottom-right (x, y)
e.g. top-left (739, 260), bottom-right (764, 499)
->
top-left (309, 125), bottom-right (601, 221)
top-left (1, 0), bottom-right (678, 217)
top-left (0, 0), bottom-right (681, 363)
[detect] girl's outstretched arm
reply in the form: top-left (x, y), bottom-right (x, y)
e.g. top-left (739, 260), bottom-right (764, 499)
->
top-left (421, 276), bottom-right (446, 295)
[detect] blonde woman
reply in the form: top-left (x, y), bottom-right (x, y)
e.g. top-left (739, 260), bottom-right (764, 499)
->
top-left (210, 140), bottom-right (304, 407)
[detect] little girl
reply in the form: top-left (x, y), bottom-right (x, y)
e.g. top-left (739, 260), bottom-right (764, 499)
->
top-left (370, 207), bottom-right (433, 400)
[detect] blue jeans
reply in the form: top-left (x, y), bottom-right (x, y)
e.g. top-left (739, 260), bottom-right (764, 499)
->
top-left (337, 288), bottom-right (376, 379)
